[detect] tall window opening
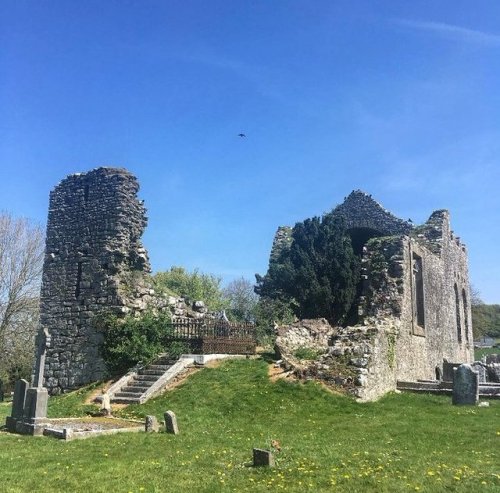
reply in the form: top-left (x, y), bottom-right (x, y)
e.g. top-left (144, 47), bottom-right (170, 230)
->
top-left (454, 283), bottom-right (462, 343)
top-left (462, 289), bottom-right (469, 343)
top-left (412, 252), bottom-right (425, 332)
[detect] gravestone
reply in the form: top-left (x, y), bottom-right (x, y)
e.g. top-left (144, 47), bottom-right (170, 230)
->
top-left (452, 364), bottom-right (478, 405)
top-left (100, 393), bottom-right (111, 416)
top-left (5, 379), bottom-right (29, 432)
top-left (471, 362), bottom-right (487, 383)
top-left (164, 410), bottom-right (179, 435)
top-left (23, 328), bottom-right (51, 423)
top-left (145, 415), bottom-right (160, 433)
top-left (253, 448), bottom-right (275, 467)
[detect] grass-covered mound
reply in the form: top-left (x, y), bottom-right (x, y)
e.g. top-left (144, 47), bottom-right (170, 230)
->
top-left (0, 358), bottom-right (498, 492)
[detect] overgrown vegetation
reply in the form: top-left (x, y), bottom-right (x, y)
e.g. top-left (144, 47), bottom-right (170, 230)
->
top-left (0, 359), bottom-right (498, 492)
top-left (472, 303), bottom-right (500, 339)
top-left (293, 346), bottom-right (321, 360)
top-left (153, 266), bottom-right (229, 312)
top-left (255, 215), bottom-right (360, 325)
top-left (97, 311), bottom-right (176, 374)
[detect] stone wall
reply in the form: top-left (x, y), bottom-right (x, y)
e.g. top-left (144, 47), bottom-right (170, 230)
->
top-left (40, 168), bottom-right (153, 394)
top-left (271, 191), bottom-right (473, 401)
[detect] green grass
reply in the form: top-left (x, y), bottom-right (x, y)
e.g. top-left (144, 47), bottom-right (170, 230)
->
top-left (0, 359), bottom-right (499, 492)
top-left (475, 346), bottom-right (499, 360)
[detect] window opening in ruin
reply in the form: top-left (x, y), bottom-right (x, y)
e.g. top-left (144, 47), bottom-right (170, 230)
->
top-left (462, 289), bottom-right (469, 343)
top-left (454, 283), bottom-right (462, 343)
top-left (344, 227), bottom-right (383, 325)
top-left (412, 252), bottom-right (425, 332)
top-left (75, 262), bottom-right (83, 299)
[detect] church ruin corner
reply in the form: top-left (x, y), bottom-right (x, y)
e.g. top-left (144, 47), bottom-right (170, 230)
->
top-left (272, 190), bottom-right (474, 401)
top-left (39, 167), bottom-right (153, 395)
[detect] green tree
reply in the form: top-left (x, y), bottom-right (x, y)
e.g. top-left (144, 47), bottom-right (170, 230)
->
top-left (255, 214), bottom-right (360, 325)
top-left (153, 267), bottom-right (229, 312)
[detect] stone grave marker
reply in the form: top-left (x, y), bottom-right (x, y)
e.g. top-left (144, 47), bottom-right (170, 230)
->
top-left (253, 448), bottom-right (275, 467)
top-left (145, 415), bottom-right (160, 432)
top-left (452, 364), bottom-right (479, 405)
top-left (164, 410), bottom-right (179, 435)
top-left (5, 379), bottom-right (29, 431)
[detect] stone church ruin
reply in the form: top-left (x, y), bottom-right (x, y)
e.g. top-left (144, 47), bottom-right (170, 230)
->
top-left (271, 191), bottom-right (474, 400)
top-left (36, 167), bottom-right (475, 401)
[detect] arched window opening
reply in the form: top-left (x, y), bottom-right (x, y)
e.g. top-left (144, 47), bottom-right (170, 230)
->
top-left (462, 289), bottom-right (469, 343)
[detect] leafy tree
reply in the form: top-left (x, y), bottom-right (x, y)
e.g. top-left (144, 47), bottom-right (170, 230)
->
top-left (153, 266), bottom-right (229, 312)
top-left (0, 213), bottom-right (44, 391)
top-left (255, 214), bottom-right (360, 325)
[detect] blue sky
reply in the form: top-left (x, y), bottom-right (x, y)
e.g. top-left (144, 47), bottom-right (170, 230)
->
top-left (1, 1), bottom-right (499, 303)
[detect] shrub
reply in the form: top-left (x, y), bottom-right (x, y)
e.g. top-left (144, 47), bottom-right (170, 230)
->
top-left (97, 311), bottom-right (172, 375)
top-left (293, 346), bottom-right (321, 361)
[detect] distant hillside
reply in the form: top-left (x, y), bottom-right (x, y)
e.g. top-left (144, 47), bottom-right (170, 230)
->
top-left (472, 304), bottom-right (500, 339)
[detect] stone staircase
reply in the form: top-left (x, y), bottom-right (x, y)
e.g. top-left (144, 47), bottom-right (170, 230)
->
top-left (109, 354), bottom-right (181, 405)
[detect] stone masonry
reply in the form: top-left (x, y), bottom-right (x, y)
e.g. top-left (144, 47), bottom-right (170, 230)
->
top-left (40, 168), bottom-right (153, 394)
top-left (272, 190), bottom-right (474, 400)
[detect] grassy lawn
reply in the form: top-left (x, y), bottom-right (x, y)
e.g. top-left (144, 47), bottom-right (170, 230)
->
top-left (475, 346), bottom-right (499, 360)
top-left (0, 358), bottom-right (498, 492)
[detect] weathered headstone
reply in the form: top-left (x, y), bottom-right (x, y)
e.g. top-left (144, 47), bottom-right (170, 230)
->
top-left (471, 362), bottom-right (487, 383)
top-left (145, 415), bottom-right (160, 433)
top-left (452, 364), bottom-right (479, 405)
top-left (253, 448), bottom-right (275, 467)
top-left (100, 393), bottom-right (111, 416)
top-left (164, 410), bottom-right (179, 435)
top-left (5, 379), bottom-right (29, 432)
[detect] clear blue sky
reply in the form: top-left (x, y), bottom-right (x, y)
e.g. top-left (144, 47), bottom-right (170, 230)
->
top-left (1, 1), bottom-right (499, 303)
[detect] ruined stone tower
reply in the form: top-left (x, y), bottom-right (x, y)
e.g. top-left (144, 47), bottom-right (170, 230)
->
top-left (40, 168), bottom-right (151, 394)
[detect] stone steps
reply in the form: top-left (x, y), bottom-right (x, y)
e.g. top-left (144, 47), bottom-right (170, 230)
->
top-left (110, 354), bottom-right (177, 404)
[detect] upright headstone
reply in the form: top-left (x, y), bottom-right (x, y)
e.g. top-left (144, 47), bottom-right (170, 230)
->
top-left (471, 362), bottom-right (487, 383)
top-left (100, 393), bottom-right (111, 416)
top-left (145, 415), bottom-right (160, 433)
top-left (253, 448), bottom-right (275, 467)
top-left (164, 410), bottom-right (179, 435)
top-left (452, 364), bottom-right (479, 405)
top-left (5, 379), bottom-right (29, 431)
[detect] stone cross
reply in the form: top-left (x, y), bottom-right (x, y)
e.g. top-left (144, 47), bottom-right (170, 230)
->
top-left (33, 327), bottom-right (51, 388)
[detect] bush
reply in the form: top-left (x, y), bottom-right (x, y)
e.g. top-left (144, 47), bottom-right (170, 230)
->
top-left (97, 311), bottom-right (173, 375)
top-left (293, 346), bottom-right (321, 360)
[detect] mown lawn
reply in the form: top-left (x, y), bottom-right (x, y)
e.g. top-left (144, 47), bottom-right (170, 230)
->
top-left (0, 358), bottom-right (498, 492)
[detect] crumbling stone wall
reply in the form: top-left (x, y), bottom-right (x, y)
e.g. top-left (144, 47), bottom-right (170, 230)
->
top-left (40, 168), bottom-right (153, 394)
top-left (271, 191), bottom-right (473, 401)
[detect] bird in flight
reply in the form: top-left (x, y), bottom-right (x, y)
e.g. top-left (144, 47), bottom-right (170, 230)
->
top-left (238, 133), bottom-right (246, 138)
